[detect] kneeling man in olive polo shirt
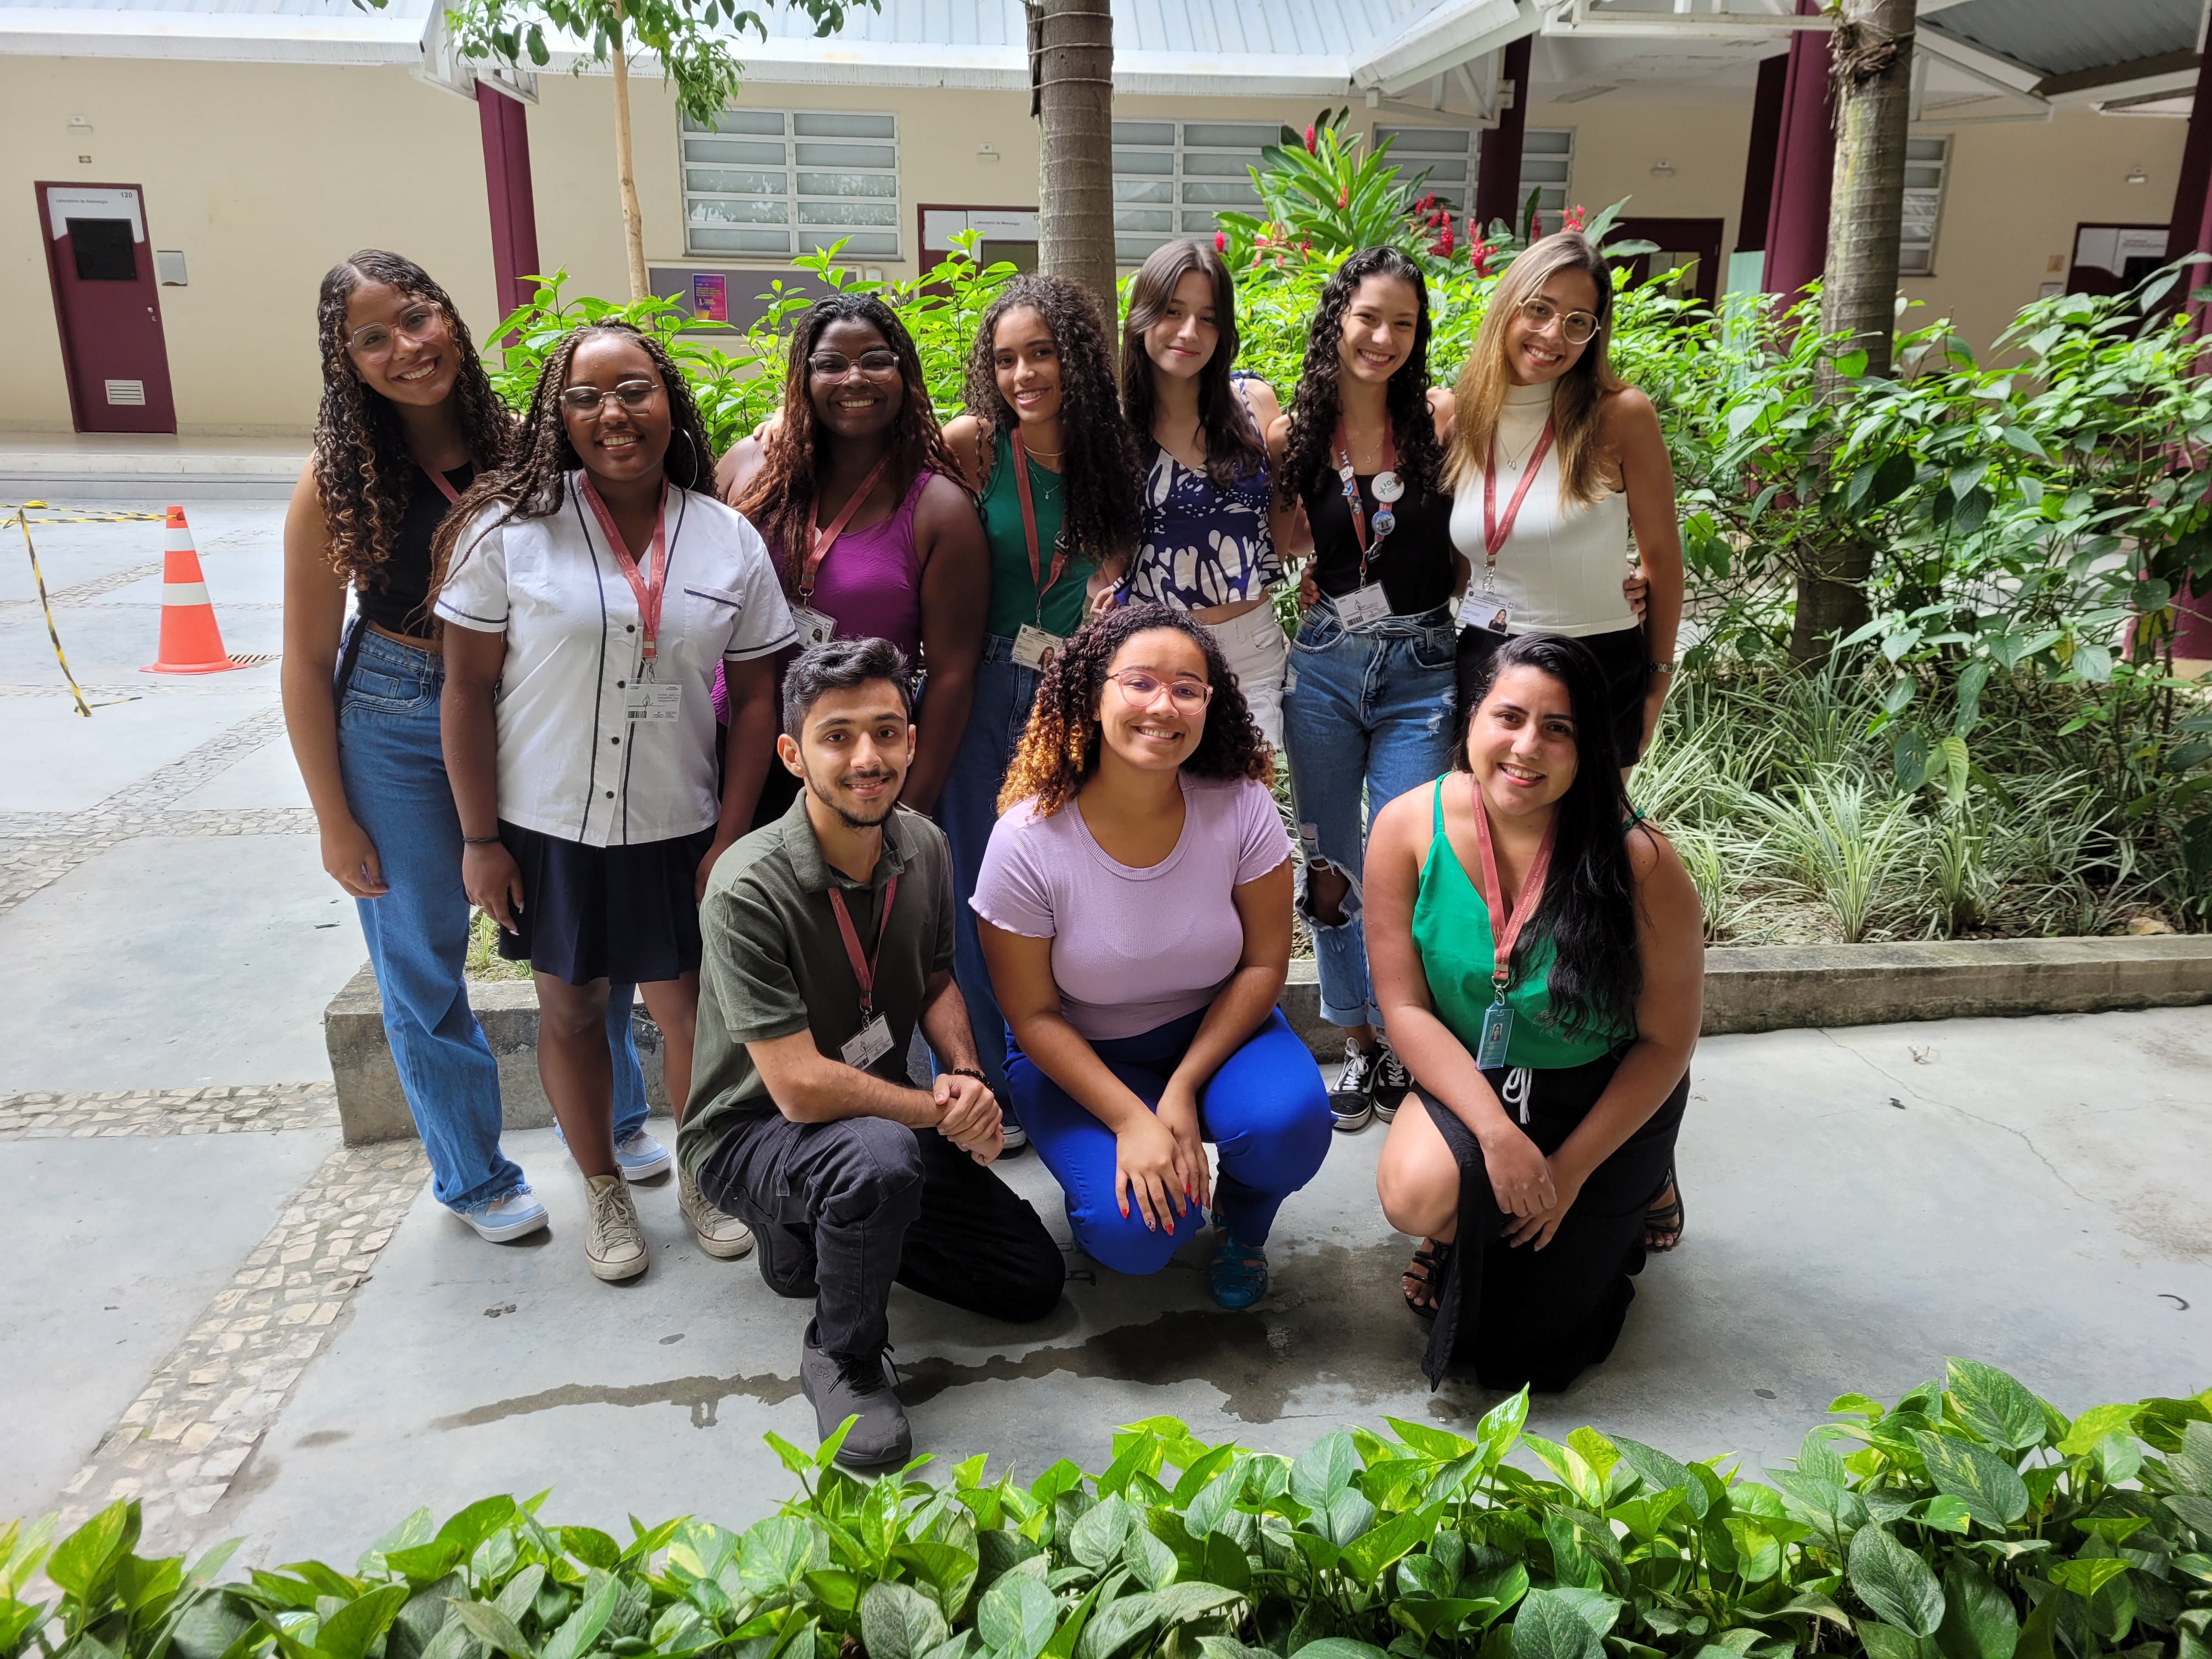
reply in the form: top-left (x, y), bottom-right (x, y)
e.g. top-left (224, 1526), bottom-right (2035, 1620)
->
top-left (679, 638), bottom-right (1064, 1468)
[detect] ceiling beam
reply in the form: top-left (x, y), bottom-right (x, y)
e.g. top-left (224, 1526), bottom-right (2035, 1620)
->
top-left (2035, 49), bottom-right (2201, 100)
top-left (1353, 0), bottom-right (1538, 98)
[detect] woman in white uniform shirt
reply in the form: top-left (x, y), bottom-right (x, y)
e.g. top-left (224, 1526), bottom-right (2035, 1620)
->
top-left (1444, 233), bottom-right (1683, 772)
top-left (1441, 233), bottom-right (1688, 1252)
top-left (436, 322), bottom-right (796, 1282)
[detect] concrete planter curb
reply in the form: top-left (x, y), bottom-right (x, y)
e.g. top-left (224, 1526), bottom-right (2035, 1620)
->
top-left (325, 935), bottom-right (2212, 1147)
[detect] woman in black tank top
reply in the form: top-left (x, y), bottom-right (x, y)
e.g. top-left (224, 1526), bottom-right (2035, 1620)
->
top-left (278, 252), bottom-right (745, 1257)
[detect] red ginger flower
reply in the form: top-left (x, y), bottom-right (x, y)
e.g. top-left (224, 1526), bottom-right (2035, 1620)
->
top-left (1214, 231), bottom-right (1227, 253)
top-left (1304, 125), bottom-right (1317, 151)
top-left (1562, 204), bottom-right (1588, 232)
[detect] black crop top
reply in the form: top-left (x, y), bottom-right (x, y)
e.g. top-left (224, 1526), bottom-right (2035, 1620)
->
top-left (1302, 464), bottom-right (1456, 618)
top-left (354, 462), bottom-right (474, 637)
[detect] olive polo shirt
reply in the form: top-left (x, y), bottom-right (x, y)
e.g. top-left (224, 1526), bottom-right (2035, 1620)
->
top-left (678, 790), bottom-right (956, 1183)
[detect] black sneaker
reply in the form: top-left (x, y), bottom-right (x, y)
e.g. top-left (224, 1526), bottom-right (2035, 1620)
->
top-left (800, 1323), bottom-right (911, 1469)
top-left (1329, 1041), bottom-right (1378, 1132)
top-left (1372, 1040), bottom-right (1412, 1123)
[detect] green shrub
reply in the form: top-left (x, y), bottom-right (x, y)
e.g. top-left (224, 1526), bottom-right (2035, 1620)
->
top-left (7, 1364), bottom-right (2208, 1659)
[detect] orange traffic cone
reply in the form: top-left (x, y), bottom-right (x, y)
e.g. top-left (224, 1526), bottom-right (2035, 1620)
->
top-left (142, 505), bottom-right (241, 674)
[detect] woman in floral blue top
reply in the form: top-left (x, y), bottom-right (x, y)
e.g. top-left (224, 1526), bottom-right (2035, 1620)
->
top-left (1119, 240), bottom-right (1299, 751)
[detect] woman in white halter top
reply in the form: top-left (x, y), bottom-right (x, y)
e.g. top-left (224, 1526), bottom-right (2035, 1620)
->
top-left (1441, 233), bottom-right (1684, 771)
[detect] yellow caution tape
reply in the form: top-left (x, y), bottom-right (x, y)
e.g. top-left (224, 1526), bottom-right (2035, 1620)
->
top-left (0, 501), bottom-right (164, 524)
top-left (12, 506), bottom-right (95, 717)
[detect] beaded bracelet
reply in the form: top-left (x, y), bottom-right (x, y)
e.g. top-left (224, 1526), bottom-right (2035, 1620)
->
top-left (945, 1067), bottom-right (989, 1086)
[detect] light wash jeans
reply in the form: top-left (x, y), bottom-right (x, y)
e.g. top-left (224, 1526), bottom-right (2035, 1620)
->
top-left (336, 627), bottom-right (649, 1212)
top-left (938, 635), bottom-right (1046, 1101)
top-left (1280, 599), bottom-right (1459, 1029)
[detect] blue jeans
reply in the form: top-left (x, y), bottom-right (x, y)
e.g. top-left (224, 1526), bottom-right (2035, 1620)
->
top-left (1007, 1007), bottom-right (1331, 1274)
top-left (1280, 600), bottom-right (1459, 1029)
top-left (336, 628), bottom-right (649, 1212)
top-left (938, 635), bottom-right (1045, 1100)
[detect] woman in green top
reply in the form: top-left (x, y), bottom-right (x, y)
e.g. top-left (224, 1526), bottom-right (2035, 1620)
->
top-left (1368, 633), bottom-right (1703, 1390)
top-left (940, 274), bottom-right (1144, 1126)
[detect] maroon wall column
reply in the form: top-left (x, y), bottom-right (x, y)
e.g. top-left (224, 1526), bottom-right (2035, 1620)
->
top-left (1762, 0), bottom-right (1833, 302)
top-left (1474, 35), bottom-right (1534, 236)
top-left (2165, 44), bottom-right (2212, 342)
top-left (477, 83), bottom-right (542, 318)
top-left (1736, 53), bottom-right (1790, 251)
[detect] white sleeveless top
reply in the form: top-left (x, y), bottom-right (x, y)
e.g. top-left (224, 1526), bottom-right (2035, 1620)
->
top-left (1447, 381), bottom-right (1635, 637)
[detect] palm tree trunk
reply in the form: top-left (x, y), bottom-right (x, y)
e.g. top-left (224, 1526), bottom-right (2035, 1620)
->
top-left (1791, 0), bottom-right (1916, 666)
top-left (1029, 0), bottom-right (1118, 348)
top-left (609, 0), bottom-right (650, 302)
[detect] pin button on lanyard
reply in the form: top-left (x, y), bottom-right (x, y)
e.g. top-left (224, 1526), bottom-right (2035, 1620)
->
top-left (799, 454), bottom-right (892, 606)
top-left (578, 473), bottom-right (670, 676)
top-left (1331, 419), bottom-right (1399, 589)
top-left (1011, 427), bottom-right (1070, 628)
top-left (1481, 417), bottom-right (1556, 595)
top-left (828, 877), bottom-right (899, 1018)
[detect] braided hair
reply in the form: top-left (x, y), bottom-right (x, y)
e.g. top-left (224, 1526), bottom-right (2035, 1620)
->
top-left (960, 273), bottom-right (1144, 571)
top-left (996, 603), bottom-right (1271, 819)
top-left (431, 321), bottom-right (716, 585)
top-left (311, 250), bottom-right (514, 597)
top-left (1276, 246), bottom-right (1444, 512)
top-left (730, 294), bottom-right (961, 600)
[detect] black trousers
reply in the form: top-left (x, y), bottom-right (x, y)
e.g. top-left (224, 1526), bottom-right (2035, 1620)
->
top-left (1455, 623), bottom-right (1652, 764)
top-left (697, 1110), bottom-right (1064, 1363)
top-left (1421, 1047), bottom-right (1685, 1391)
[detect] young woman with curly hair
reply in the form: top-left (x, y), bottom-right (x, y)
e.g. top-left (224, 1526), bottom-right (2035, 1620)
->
top-left (279, 251), bottom-right (659, 1250)
top-left (938, 273), bottom-right (1145, 1139)
top-left (1367, 633), bottom-right (1700, 1390)
top-left (436, 321), bottom-right (797, 1283)
top-left (711, 295), bottom-right (989, 826)
top-left (1117, 241), bottom-right (1297, 751)
top-left (1267, 247), bottom-right (1461, 1137)
top-left (972, 605), bottom-right (1331, 1308)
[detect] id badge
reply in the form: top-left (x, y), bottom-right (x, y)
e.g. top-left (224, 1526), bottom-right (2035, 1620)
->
top-left (1012, 623), bottom-right (1065, 670)
top-left (625, 684), bottom-right (682, 723)
top-left (840, 1013), bottom-right (894, 1070)
top-left (1476, 1001), bottom-right (1513, 1070)
top-left (1336, 583), bottom-right (1391, 629)
top-left (791, 606), bottom-right (837, 649)
top-left (1457, 586), bottom-right (1512, 635)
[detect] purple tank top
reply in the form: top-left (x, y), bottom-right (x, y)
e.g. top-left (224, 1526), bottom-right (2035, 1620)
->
top-left (713, 469), bottom-right (932, 723)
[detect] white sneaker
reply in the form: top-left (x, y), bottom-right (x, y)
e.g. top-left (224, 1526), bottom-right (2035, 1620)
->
top-left (1000, 1102), bottom-right (1029, 1153)
top-left (584, 1173), bottom-right (648, 1281)
top-left (680, 1171), bottom-right (755, 1259)
top-left (556, 1122), bottom-right (673, 1182)
top-left (458, 1188), bottom-right (549, 1243)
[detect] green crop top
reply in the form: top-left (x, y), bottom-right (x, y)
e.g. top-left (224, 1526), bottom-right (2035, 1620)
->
top-left (1410, 776), bottom-right (1630, 1069)
top-left (977, 426), bottom-right (1090, 640)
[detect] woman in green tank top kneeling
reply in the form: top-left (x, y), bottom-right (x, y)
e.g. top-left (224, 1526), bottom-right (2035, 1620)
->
top-left (1367, 633), bottom-right (1703, 1391)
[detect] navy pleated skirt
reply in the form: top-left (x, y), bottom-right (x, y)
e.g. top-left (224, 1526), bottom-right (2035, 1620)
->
top-left (495, 820), bottom-right (713, 986)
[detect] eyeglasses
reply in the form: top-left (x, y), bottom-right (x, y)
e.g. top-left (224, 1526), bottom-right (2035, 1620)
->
top-left (808, 349), bottom-right (901, 380)
top-left (347, 302), bottom-right (446, 359)
top-left (1107, 669), bottom-right (1213, 711)
top-left (560, 380), bottom-right (662, 415)
top-left (1518, 296), bottom-right (1600, 347)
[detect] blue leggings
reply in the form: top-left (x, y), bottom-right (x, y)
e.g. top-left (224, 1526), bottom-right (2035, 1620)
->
top-left (1007, 1006), bottom-right (1332, 1276)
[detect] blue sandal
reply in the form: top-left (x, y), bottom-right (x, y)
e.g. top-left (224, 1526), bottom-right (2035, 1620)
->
top-left (1207, 1219), bottom-right (1269, 1310)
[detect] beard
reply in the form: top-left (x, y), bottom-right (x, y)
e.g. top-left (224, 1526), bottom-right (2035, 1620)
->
top-left (800, 758), bottom-right (901, 830)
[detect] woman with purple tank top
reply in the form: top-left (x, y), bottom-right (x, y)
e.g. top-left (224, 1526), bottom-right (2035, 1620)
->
top-left (713, 295), bottom-right (989, 826)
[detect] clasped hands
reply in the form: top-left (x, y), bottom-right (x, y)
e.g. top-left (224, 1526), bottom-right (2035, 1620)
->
top-left (930, 1073), bottom-right (1003, 1165)
top-left (1114, 1083), bottom-right (1211, 1233)
top-left (1481, 1124), bottom-right (1584, 1251)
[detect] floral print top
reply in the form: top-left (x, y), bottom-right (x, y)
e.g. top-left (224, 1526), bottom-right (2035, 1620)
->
top-left (1126, 379), bottom-right (1280, 609)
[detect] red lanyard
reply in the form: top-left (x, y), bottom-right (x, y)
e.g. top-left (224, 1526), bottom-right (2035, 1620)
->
top-left (1332, 420), bottom-right (1396, 576)
top-left (1482, 418), bottom-right (1556, 584)
top-left (577, 474), bottom-right (669, 665)
top-left (414, 457), bottom-right (466, 505)
top-left (1009, 428), bottom-right (1069, 618)
top-left (799, 454), bottom-right (891, 603)
top-left (1467, 774), bottom-right (1556, 999)
top-left (827, 877), bottom-right (898, 1016)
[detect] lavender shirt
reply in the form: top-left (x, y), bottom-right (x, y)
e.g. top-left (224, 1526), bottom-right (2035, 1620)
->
top-left (970, 774), bottom-right (1291, 1041)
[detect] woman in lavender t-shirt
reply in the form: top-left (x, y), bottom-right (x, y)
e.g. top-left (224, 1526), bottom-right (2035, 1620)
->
top-left (973, 605), bottom-right (1332, 1309)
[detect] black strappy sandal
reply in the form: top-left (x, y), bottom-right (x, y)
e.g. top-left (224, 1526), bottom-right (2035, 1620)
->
top-left (1402, 1238), bottom-right (1454, 1320)
top-left (1644, 1170), bottom-right (1685, 1252)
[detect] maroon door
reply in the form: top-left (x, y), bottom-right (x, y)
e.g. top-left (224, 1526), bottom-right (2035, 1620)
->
top-left (1608, 216), bottom-right (1726, 310)
top-left (36, 182), bottom-right (177, 433)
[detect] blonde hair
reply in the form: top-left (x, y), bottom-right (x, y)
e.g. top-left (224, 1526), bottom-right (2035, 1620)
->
top-left (1444, 232), bottom-right (1626, 510)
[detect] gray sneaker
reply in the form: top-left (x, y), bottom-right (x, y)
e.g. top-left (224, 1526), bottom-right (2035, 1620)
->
top-left (800, 1323), bottom-right (911, 1469)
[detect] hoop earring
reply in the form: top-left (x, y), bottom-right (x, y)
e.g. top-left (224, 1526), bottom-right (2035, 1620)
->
top-left (674, 428), bottom-right (699, 487)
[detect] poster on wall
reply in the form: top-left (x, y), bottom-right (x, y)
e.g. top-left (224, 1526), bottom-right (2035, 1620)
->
top-left (691, 272), bottom-right (727, 323)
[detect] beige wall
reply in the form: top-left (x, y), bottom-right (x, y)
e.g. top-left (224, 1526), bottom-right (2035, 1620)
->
top-left (1, 52), bottom-right (2199, 435)
top-left (2, 56), bottom-right (496, 435)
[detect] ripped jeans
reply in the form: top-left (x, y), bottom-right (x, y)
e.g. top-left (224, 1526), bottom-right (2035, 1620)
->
top-left (1280, 599), bottom-right (1459, 1029)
